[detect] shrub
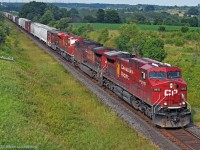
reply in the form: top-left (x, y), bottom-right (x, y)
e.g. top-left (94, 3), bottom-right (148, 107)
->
top-left (174, 38), bottom-right (185, 47)
top-left (165, 38), bottom-right (175, 45)
top-left (0, 28), bottom-right (7, 44)
top-left (142, 37), bottom-right (166, 61)
top-left (181, 26), bottom-right (189, 33)
top-left (184, 47), bottom-right (194, 53)
top-left (158, 26), bottom-right (166, 32)
top-left (184, 32), bottom-right (200, 41)
top-left (98, 29), bottom-right (109, 43)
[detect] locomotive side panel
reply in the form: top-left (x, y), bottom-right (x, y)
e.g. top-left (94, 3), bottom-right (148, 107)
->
top-left (117, 59), bottom-right (134, 86)
top-left (57, 33), bottom-right (70, 51)
top-left (82, 45), bottom-right (98, 70)
top-left (74, 41), bottom-right (84, 63)
top-left (67, 37), bottom-right (85, 56)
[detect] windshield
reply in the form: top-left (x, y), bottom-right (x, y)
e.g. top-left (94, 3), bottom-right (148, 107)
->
top-left (149, 72), bottom-right (166, 79)
top-left (168, 71), bottom-right (181, 79)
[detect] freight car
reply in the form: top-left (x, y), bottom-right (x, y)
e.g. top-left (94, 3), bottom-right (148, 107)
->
top-left (5, 12), bottom-right (191, 128)
top-left (31, 22), bottom-right (56, 43)
top-left (18, 18), bottom-right (31, 32)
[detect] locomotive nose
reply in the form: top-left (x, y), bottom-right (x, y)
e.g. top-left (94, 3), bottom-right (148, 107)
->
top-left (162, 82), bottom-right (178, 107)
top-left (162, 80), bottom-right (187, 108)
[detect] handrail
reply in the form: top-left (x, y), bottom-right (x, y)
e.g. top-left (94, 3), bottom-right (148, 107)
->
top-left (181, 93), bottom-right (191, 112)
top-left (98, 63), bottom-right (107, 78)
top-left (153, 94), bottom-right (167, 114)
top-left (153, 94), bottom-right (161, 114)
top-left (186, 101), bottom-right (191, 112)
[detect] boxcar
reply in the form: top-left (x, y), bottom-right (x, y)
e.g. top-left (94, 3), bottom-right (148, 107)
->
top-left (18, 18), bottom-right (31, 32)
top-left (31, 23), bottom-right (56, 43)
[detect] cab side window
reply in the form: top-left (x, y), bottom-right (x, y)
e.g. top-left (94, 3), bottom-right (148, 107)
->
top-left (141, 72), bottom-right (146, 80)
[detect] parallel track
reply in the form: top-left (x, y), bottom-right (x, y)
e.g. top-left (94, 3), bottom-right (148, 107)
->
top-left (165, 128), bottom-right (200, 150)
top-left (10, 19), bottom-right (200, 150)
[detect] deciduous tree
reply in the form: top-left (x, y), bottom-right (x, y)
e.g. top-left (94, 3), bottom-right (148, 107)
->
top-left (19, 1), bottom-right (47, 20)
top-left (98, 29), bottom-right (109, 43)
top-left (55, 18), bottom-right (71, 30)
top-left (40, 10), bottom-right (55, 24)
top-left (116, 24), bottom-right (166, 61)
top-left (187, 7), bottom-right (199, 16)
top-left (144, 5), bottom-right (155, 12)
top-left (96, 9), bottom-right (105, 23)
top-left (105, 10), bottom-right (121, 23)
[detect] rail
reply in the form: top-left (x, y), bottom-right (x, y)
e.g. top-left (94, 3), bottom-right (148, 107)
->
top-left (181, 92), bottom-right (192, 112)
top-left (166, 128), bottom-right (200, 150)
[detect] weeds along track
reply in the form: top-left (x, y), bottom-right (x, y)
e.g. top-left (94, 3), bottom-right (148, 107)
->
top-left (11, 20), bottom-right (200, 150)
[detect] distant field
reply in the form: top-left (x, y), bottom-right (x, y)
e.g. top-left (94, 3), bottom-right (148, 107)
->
top-left (70, 23), bottom-right (200, 31)
top-left (70, 23), bottom-right (122, 30)
top-left (138, 24), bottom-right (199, 31)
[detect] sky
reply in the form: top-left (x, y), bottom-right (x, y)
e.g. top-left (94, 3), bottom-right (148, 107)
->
top-left (2, 0), bottom-right (200, 6)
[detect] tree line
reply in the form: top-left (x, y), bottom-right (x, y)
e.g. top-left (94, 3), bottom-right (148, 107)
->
top-left (13, 2), bottom-right (200, 62)
top-left (5, 1), bottom-right (199, 28)
top-left (18, 2), bottom-right (121, 26)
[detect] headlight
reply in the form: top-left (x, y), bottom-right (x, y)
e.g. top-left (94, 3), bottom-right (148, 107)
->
top-left (170, 83), bottom-right (173, 88)
top-left (164, 101), bottom-right (168, 106)
top-left (182, 101), bottom-right (186, 105)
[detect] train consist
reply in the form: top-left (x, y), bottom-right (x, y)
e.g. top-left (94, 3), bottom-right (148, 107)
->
top-left (4, 12), bottom-right (191, 128)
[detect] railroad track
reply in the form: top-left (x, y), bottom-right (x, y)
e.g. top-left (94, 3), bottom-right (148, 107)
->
top-left (10, 20), bottom-right (200, 150)
top-left (165, 128), bottom-right (200, 150)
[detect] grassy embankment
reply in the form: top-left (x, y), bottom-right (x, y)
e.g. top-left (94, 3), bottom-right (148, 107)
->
top-left (0, 21), bottom-right (158, 149)
top-left (70, 23), bottom-right (199, 31)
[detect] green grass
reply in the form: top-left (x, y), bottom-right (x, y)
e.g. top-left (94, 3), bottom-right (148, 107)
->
top-left (70, 23), bottom-right (200, 31)
top-left (138, 24), bottom-right (199, 31)
top-left (0, 21), bottom-right (157, 149)
top-left (70, 23), bottom-right (122, 30)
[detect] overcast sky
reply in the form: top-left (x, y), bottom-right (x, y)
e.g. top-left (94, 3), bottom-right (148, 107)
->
top-left (3, 0), bottom-right (200, 6)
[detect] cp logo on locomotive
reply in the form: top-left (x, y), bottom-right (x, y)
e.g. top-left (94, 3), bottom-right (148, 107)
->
top-left (164, 89), bottom-right (178, 96)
